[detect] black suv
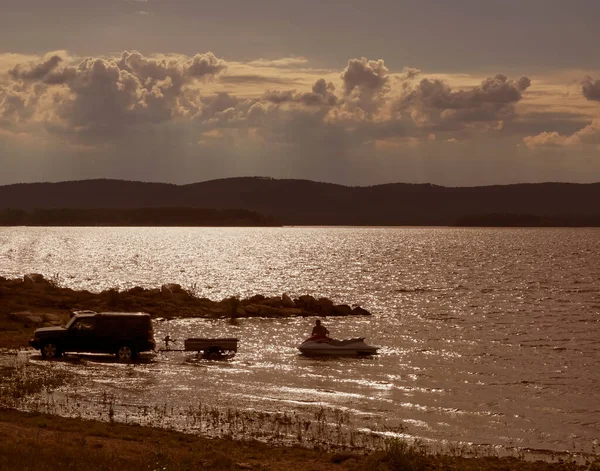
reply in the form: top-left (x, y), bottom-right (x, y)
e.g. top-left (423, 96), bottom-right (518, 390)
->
top-left (29, 312), bottom-right (156, 361)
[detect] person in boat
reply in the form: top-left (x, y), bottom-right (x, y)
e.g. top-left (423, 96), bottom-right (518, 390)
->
top-left (311, 320), bottom-right (330, 339)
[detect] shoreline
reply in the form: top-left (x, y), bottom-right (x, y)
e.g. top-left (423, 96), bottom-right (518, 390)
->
top-left (0, 407), bottom-right (593, 471)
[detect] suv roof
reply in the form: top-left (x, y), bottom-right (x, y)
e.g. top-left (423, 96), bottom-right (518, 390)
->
top-left (96, 312), bottom-right (150, 317)
top-left (71, 312), bottom-right (150, 318)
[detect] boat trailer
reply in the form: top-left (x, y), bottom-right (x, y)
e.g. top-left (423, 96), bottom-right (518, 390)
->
top-left (159, 335), bottom-right (238, 358)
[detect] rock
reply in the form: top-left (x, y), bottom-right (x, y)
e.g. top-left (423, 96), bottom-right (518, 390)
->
top-left (352, 306), bottom-right (371, 316)
top-left (27, 315), bottom-right (44, 325)
top-left (23, 273), bottom-right (47, 285)
top-left (245, 294), bottom-right (266, 304)
top-left (9, 311), bottom-right (32, 321)
top-left (277, 308), bottom-right (303, 317)
top-left (9, 312), bottom-right (44, 325)
top-left (281, 293), bottom-right (295, 307)
top-left (161, 284), bottom-right (182, 296)
top-left (258, 305), bottom-right (279, 317)
top-left (332, 304), bottom-right (352, 316)
top-left (244, 304), bottom-right (260, 314)
top-left (236, 307), bottom-right (246, 316)
top-left (316, 297), bottom-right (334, 315)
top-left (127, 286), bottom-right (145, 295)
top-left (42, 313), bottom-right (62, 323)
top-left (298, 295), bottom-right (316, 309)
top-left (262, 296), bottom-right (282, 307)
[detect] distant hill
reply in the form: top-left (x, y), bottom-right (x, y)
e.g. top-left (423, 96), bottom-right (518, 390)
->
top-left (0, 207), bottom-right (278, 227)
top-left (0, 178), bottom-right (599, 226)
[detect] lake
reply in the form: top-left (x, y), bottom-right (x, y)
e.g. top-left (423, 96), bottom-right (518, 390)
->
top-left (1, 227), bottom-right (599, 456)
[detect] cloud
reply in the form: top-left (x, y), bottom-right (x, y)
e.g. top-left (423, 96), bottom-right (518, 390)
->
top-left (0, 81), bottom-right (40, 127)
top-left (2, 50), bottom-right (227, 136)
top-left (524, 119), bottom-right (600, 149)
top-left (8, 51), bottom-right (73, 85)
top-left (247, 57), bottom-right (309, 68)
top-left (523, 75), bottom-right (600, 149)
top-left (300, 79), bottom-right (338, 106)
top-left (340, 57), bottom-right (390, 112)
top-left (9, 54), bottom-right (64, 81)
top-left (259, 79), bottom-right (338, 107)
top-left (199, 92), bottom-right (242, 121)
top-left (402, 67), bottom-right (421, 80)
top-left (582, 76), bottom-right (600, 101)
top-left (187, 53), bottom-right (227, 78)
top-left (396, 73), bottom-right (531, 128)
top-left (7, 50), bottom-right (592, 165)
top-left (219, 74), bottom-right (301, 86)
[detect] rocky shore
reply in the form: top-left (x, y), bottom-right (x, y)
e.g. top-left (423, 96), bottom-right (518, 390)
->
top-left (0, 273), bottom-right (370, 330)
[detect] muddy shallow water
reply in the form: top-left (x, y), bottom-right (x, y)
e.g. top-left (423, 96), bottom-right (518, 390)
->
top-left (1, 227), bottom-right (599, 455)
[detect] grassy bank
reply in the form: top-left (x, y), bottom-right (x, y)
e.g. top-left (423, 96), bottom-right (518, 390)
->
top-left (0, 408), bottom-right (595, 471)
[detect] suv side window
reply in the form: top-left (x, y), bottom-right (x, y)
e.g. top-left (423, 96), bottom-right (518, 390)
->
top-left (73, 318), bottom-right (96, 331)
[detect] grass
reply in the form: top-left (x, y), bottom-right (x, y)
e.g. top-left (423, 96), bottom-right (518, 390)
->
top-left (0, 358), bottom-right (73, 406)
top-left (0, 408), bottom-right (357, 471)
top-left (1, 409), bottom-right (599, 471)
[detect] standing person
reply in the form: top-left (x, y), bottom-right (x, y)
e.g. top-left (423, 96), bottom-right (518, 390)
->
top-left (311, 319), bottom-right (329, 338)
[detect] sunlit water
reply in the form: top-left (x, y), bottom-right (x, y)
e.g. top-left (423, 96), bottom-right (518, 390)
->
top-left (1, 227), bottom-right (599, 455)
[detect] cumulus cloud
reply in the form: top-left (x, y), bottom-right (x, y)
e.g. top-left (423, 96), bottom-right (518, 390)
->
top-left (259, 79), bottom-right (338, 107)
top-left (401, 67), bottom-right (421, 80)
top-left (2, 50), bottom-right (227, 136)
top-left (0, 80), bottom-right (42, 127)
top-left (3, 52), bottom-right (535, 146)
top-left (340, 57), bottom-right (390, 112)
top-left (524, 119), bottom-right (600, 149)
top-left (199, 92), bottom-right (241, 120)
top-left (9, 54), bottom-right (64, 81)
top-left (396, 73), bottom-right (531, 128)
top-left (8, 51), bottom-right (75, 85)
top-left (581, 76), bottom-right (600, 101)
top-left (1, 51), bottom-right (557, 162)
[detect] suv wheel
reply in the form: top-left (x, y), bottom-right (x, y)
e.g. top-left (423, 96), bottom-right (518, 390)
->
top-left (41, 343), bottom-right (60, 359)
top-left (116, 346), bottom-right (134, 362)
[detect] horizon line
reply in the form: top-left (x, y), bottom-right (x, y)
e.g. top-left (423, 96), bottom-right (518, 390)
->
top-left (2, 176), bottom-right (600, 190)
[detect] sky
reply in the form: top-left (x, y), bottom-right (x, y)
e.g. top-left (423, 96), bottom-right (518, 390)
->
top-left (1, 0), bottom-right (600, 186)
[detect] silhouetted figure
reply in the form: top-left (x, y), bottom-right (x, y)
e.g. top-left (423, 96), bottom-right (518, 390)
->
top-left (164, 335), bottom-right (177, 350)
top-left (311, 320), bottom-right (329, 338)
